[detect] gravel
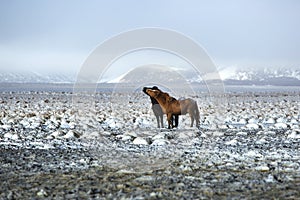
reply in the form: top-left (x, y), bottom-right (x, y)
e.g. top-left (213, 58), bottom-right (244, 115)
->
top-left (0, 90), bottom-right (300, 199)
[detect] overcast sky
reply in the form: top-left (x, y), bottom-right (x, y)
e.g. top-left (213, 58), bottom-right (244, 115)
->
top-left (0, 0), bottom-right (299, 75)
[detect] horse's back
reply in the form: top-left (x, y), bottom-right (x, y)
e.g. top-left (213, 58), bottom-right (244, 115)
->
top-left (179, 98), bottom-right (195, 106)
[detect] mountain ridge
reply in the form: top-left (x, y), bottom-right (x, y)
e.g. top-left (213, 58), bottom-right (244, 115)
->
top-left (0, 67), bottom-right (299, 86)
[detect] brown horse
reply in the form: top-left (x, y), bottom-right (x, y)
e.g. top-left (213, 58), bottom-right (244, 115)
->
top-left (146, 89), bottom-right (200, 129)
top-left (143, 86), bottom-right (179, 128)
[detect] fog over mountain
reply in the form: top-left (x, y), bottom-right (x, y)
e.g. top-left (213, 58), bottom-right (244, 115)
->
top-left (108, 66), bottom-right (300, 86)
top-left (0, 71), bottom-right (76, 83)
top-left (1, 66), bottom-right (300, 86)
top-left (219, 67), bottom-right (300, 86)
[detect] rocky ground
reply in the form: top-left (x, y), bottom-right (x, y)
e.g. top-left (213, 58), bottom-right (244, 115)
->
top-left (0, 90), bottom-right (300, 199)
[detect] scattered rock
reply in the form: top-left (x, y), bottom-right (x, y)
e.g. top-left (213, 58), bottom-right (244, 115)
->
top-left (116, 134), bottom-right (132, 141)
top-left (151, 139), bottom-right (169, 146)
top-left (225, 139), bottom-right (238, 146)
top-left (274, 123), bottom-right (288, 129)
top-left (265, 131), bottom-right (276, 136)
top-left (64, 130), bottom-right (80, 139)
top-left (236, 131), bottom-right (248, 136)
top-left (287, 130), bottom-right (300, 139)
top-left (124, 131), bottom-right (138, 138)
top-left (152, 132), bottom-right (165, 140)
top-left (4, 132), bottom-right (19, 140)
top-left (1, 89), bottom-right (300, 199)
top-left (81, 131), bottom-right (101, 139)
top-left (132, 137), bottom-right (148, 145)
top-left (212, 131), bottom-right (224, 137)
top-left (255, 166), bottom-right (270, 172)
top-left (245, 123), bottom-right (260, 129)
top-left (47, 130), bottom-right (62, 139)
top-left (100, 131), bottom-right (112, 136)
top-left (36, 189), bottom-right (47, 197)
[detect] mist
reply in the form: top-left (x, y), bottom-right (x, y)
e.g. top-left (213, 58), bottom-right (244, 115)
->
top-left (0, 0), bottom-right (299, 77)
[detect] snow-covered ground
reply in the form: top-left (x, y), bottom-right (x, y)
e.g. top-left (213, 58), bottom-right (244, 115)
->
top-left (1, 90), bottom-right (299, 142)
top-left (0, 88), bottom-right (300, 199)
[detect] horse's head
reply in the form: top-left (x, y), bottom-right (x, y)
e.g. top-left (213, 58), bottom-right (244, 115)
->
top-left (143, 86), bottom-right (161, 93)
top-left (152, 86), bottom-right (159, 90)
top-left (146, 89), bottom-right (160, 98)
top-left (142, 87), bottom-right (148, 94)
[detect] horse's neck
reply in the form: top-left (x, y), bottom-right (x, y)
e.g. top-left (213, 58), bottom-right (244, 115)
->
top-left (155, 94), bottom-right (168, 107)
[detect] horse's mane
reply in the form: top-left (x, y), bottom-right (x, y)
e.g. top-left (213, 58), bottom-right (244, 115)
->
top-left (159, 91), bottom-right (177, 102)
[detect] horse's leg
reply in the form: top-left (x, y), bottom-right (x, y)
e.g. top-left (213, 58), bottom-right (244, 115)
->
top-left (194, 103), bottom-right (200, 128)
top-left (170, 115), bottom-right (174, 127)
top-left (189, 112), bottom-right (194, 127)
top-left (171, 114), bottom-right (177, 127)
top-left (153, 105), bottom-right (163, 128)
top-left (193, 110), bottom-right (200, 128)
top-left (160, 114), bottom-right (164, 128)
top-left (156, 115), bottom-right (160, 128)
top-left (175, 115), bottom-right (179, 127)
top-left (167, 113), bottom-right (173, 129)
top-left (196, 112), bottom-right (200, 128)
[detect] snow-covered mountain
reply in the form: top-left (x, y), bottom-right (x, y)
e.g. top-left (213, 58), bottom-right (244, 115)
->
top-left (0, 71), bottom-right (75, 83)
top-left (108, 66), bottom-right (300, 86)
top-left (107, 65), bottom-right (196, 84)
top-left (219, 67), bottom-right (300, 86)
top-left (0, 67), bottom-right (299, 86)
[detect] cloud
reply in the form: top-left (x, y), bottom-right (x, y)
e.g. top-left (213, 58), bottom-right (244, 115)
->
top-left (0, 45), bottom-right (85, 73)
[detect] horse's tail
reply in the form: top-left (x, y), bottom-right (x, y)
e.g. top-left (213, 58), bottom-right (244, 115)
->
top-left (194, 101), bottom-right (200, 126)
